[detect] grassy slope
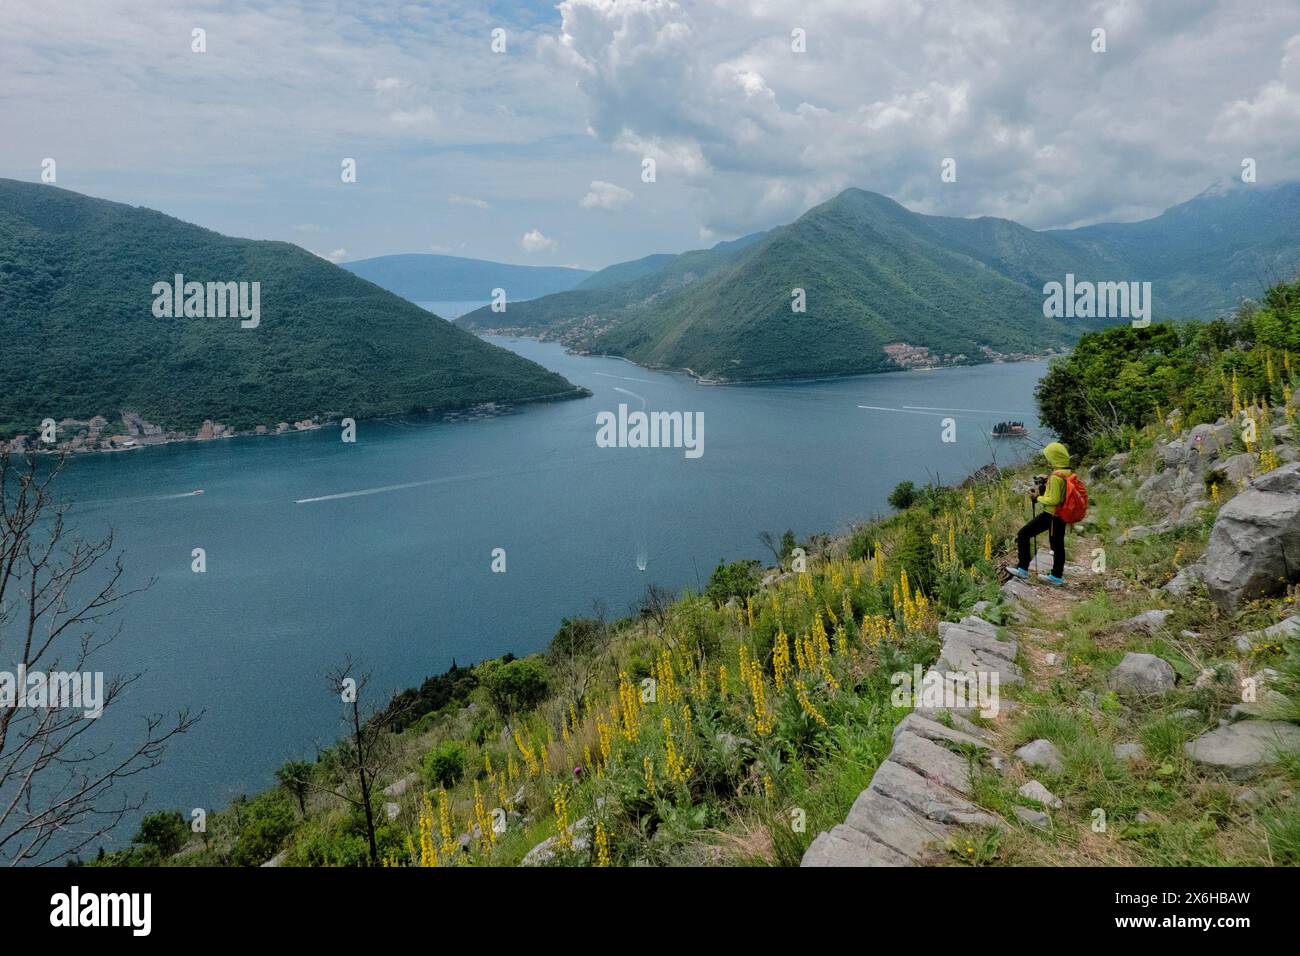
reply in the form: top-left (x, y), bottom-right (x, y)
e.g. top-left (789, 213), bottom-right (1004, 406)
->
top-left (971, 429), bottom-right (1300, 867)
top-left (134, 406), bottom-right (1300, 869)
top-left (0, 179), bottom-right (585, 436)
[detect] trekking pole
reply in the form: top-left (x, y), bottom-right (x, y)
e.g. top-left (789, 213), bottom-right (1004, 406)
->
top-left (1030, 494), bottom-right (1040, 575)
top-left (1029, 496), bottom-right (1040, 572)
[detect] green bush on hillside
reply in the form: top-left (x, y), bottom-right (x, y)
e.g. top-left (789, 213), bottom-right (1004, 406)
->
top-left (1037, 278), bottom-right (1300, 454)
top-left (422, 741), bottom-right (467, 789)
top-left (705, 558), bottom-right (763, 606)
top-left (134, 810), bottom-right (189, 858)
top-left (478, 658), bottom-right (549, 716)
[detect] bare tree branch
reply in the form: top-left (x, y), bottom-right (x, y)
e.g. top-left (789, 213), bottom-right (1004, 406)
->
top-left (0, 451), bottom-right (198, 866)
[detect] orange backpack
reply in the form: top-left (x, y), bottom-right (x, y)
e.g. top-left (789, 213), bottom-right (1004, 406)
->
top-left (1053, 470), bottom-right (1088, 524)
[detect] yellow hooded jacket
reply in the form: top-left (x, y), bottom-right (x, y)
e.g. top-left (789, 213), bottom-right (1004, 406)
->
top-left (1037, 442), bottom-right (1072, 516)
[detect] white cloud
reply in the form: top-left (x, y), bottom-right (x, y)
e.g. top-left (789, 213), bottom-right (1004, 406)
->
top-left (520, 228), bottom-right (557, 253)
top-left (7, 0), bottom-right (1300, 263)
top-left (319, 248), bottom-right (348, 262)
top-left (545, 0), bottom-right (1300, 232)
top-left (579, 179), bottom-right (633, 210)
top-left (449, 193), bottom-right (491, 209)
top-left (1212, 34), bottom-right (1300, 147)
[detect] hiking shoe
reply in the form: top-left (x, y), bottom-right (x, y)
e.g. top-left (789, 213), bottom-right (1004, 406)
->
top-left (1043, 574), bottom-right (1065, 586)
top-left (1006, 566), bottom-right (1029, 580)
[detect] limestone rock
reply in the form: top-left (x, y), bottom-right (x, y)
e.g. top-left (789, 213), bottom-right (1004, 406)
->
top-left (801, 826), bottom-right (912, 867)
top-left (1001, 577), bottom-right (1039, 612)
top-left (1114, 609), bottom-right (1173, 633)
top-left (1221, 452), bottom-right (1257, 485)
top-left (1185, 720), bottom-right (1300, 778)
top-left (1202, 462), bottom-right (1300, 613)
top-left (1013, 806), bottom-right (1050, 829)
top-left (521, 816), bottom-right (591, 866)
top-left (891, 712), bottom-right (991, 751)
top-left (1232, 615), bottom-right (1300, 654)
top-left (383, 773), bottom-right (417, 798)
top-left (1014, 738), bottom-right (1064, 774)
top-left (1107, 652), bottom-right (1177, 696)
top-left (1017, 779), bottom-right (1063, 809)
top-left (1163, 562), bottom-right (1203, 597)
top-left (1114, 742), bottom-right (1144, 764)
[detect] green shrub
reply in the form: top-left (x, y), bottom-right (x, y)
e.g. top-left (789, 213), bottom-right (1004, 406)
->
top-left (479, 657), bottom-right (550, 716)
top-left (705, 558), bottom-right (763, 606)
top-left (229, 792), bottom-right (296, 866)
top-left (133, 810), bottom-right (189, 858)
top-left (423, 740), bottom-right (467, 789)
top-left (888, 481), bottom-right (917, 510)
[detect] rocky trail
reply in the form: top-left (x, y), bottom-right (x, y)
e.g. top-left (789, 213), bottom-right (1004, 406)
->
top-left (802, 550), bottom-right (1087, 866)
top-left (804, 454), bottom-right (1300, 868)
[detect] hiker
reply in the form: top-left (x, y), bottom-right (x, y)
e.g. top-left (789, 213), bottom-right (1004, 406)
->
top-left (1008, 441), bottom-right (1084, 585)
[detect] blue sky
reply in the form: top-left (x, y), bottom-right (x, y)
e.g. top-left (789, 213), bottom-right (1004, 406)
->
top-left (3, 0), bottom-right (1300, 270)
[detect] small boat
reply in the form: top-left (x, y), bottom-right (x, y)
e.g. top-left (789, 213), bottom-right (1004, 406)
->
top-left (192, 489), bottom-right (205, 495)
top-left (991, 421), bottom-right (1027, 438)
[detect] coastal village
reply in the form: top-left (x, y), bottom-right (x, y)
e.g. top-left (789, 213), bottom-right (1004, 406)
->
top-left (1, 412), bottom-right (324, 455)
top-left (883, 341), bottom-right (1062, 371)
top-left (1, 402), bottom-right (517, 456)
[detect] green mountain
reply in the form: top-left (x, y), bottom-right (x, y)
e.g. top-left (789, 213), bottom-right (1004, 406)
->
top-left (457, 232), bottom-right (773, 346)
top-left (341, 253), bottom-right (591, 301)
top-left (460, 183), bottom-right (1300, 382)
top-left (1046, 180), bottom-right (1300, 318)
top-left (0, 179), bottom-right (585, 438)
top-left (574, 253), bottom-right (677, 290)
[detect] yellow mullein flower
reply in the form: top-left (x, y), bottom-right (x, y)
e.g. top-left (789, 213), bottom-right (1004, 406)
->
top-left (552, 784), bottom-right (572, 849)
top-left (618, 671), bottom-right (641, 743)
top-left (772, 629), bottom-right (791, 691)
top-left (419, 792), bottom-right (437, 866)
top-left (795, 679), bottom-right (828, 726)
top-left (473, 779), bottom-right (495, 848)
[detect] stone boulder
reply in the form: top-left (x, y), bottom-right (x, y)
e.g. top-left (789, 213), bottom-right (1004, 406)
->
top-left (1184, 720), bottom-right (1300, 778)
top-left (1107, 652), bottom-right (1176, 696)
top-left (1113, 609), bottom-right (1173, 634)
top-left (1114, 742), bottom-right (1144, 764)
top-left (382, 773), bottom-right (417, 798)
top-left (1184, 421), bottom-right (1234, 461)
top-left (1232, 615), bottom-right (1300, 654)
top-left (1163, 562), bottom-right (1202, 596)
top-left (1013, 806), bottom-right (1050, 829)
top-left (1220, 453), bottom-right (1257, 486)
top-left (1014, 739), bottom-right (1064, 774)
top-left (1202, 462), bottom-right (1300, 613)
top-left (521, 816), bottom-right (591, 866)
top-left (1018, 779), bottom-right (1063, 809)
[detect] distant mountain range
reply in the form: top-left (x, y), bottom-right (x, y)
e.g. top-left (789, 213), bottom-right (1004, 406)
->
top-left (458, 181), bottom-right (1300, 382)
top-left (341, 253), bottom-right (591, 304)
top-left (0, 179), bottom-right (584, 440)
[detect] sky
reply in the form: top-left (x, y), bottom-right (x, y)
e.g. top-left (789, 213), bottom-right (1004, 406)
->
top-left (3, 0), bottom-right (1300, 271)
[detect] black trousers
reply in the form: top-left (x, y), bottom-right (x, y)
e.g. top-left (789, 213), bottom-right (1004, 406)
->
top-left (1016, 511), bottom-right (1066, 577)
